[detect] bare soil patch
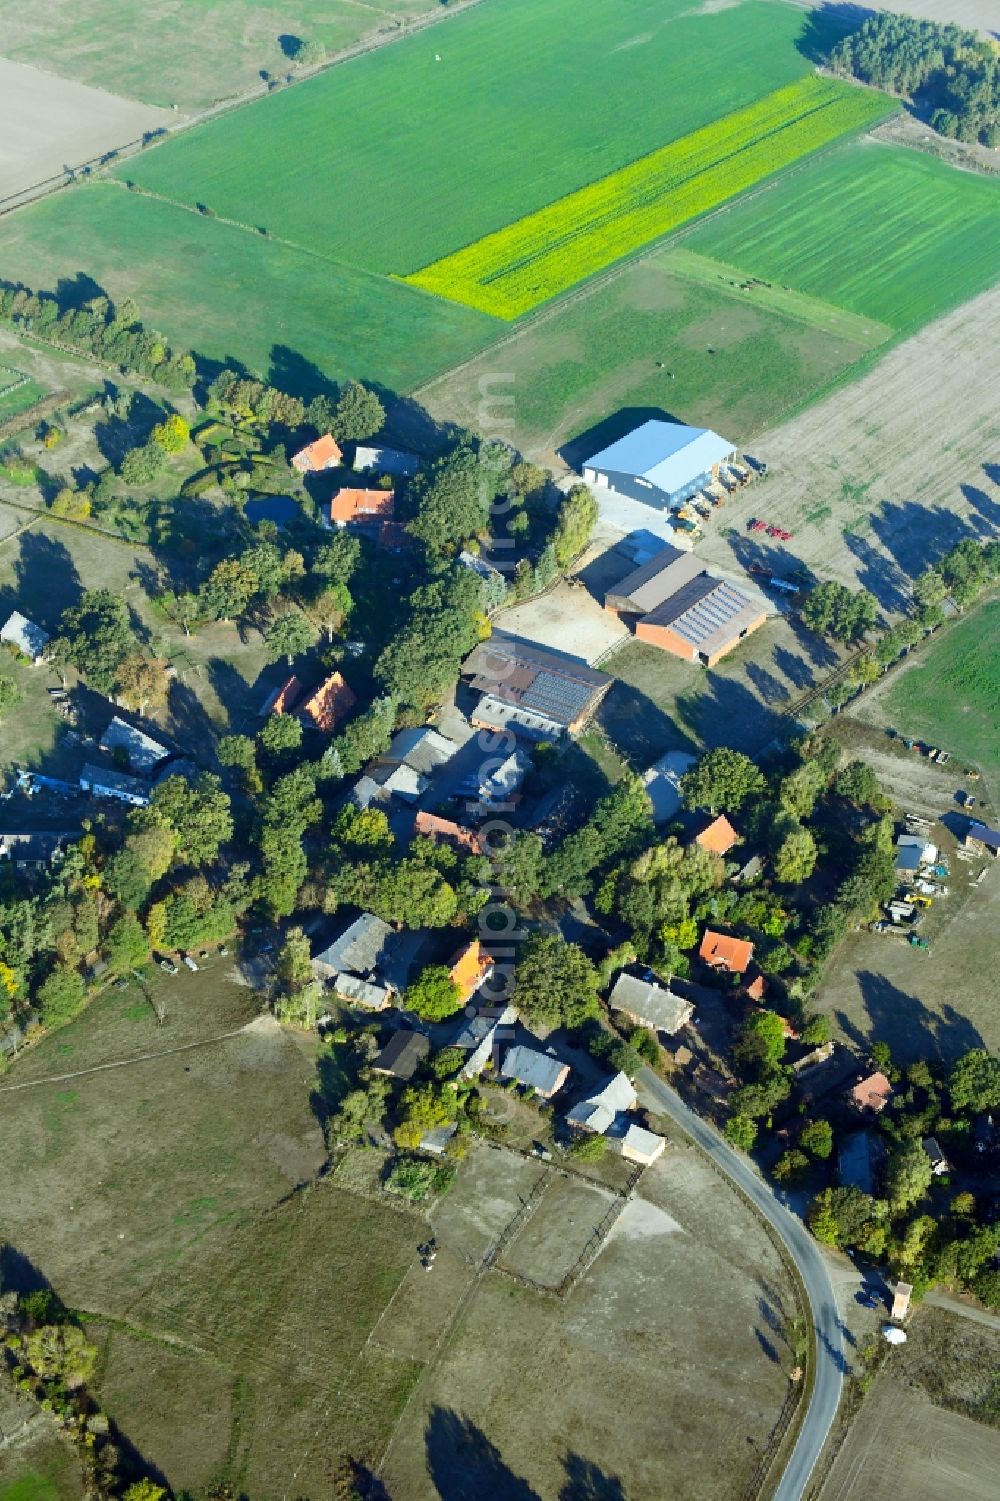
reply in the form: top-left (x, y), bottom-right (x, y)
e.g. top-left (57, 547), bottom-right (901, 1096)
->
top-left (0, 58), bottom-right (173, 203)
top-left (383, 1145), bottom-right (798, 1501)
top-left (495, 578), bottom-right (629, 666)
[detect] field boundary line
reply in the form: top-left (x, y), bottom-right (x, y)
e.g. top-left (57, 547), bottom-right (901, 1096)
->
top-left (0, 1020), bottom-right (256, 1092)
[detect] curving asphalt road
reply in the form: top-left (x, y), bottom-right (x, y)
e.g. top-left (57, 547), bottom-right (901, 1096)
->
top-left (639, 1067), bottom-right (844, 1501)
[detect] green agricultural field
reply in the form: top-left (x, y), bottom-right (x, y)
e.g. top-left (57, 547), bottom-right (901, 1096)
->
top-left (405, 76), bottom-right (889, 317)
top-left (684, 141), bottom-right (1000, 336)
top-left (878, 598), bottom-right (1000, 791)
top-left (0, 186), bottom-right (499, 392)
top-left (118, 0), bottom-right (821, 272)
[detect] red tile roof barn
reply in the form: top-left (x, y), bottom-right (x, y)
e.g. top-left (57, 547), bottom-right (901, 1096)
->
top-left (271, 675), bottom-right (302, 714)
top-left (291, 433), bottom-right (343, 473)
top-left (850, 1071), bottom-right (893, 1114)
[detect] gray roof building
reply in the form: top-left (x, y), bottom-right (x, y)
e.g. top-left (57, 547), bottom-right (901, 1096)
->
top-left (609, 973), bottom-right (693, 1034)
top-left (331, 973), bottom-right (393, 1010)
top-left (638, 576), bottom-right (765, 661)
top-left (354, 445), bottom-right (420, 478)
top-left (966, 821), bottom-right (1000, 854)
top-left (100, 716), bottom-right (172, 773)
top-left (79, 763), bottom-right (151, 806)
top-left (501, 1043), bottom-right (570, 1098)
top-left (383, 726), bottom-right (461, 775)
top-left (617, 1122), bottom-right (666, 1164)
top-left (605, 546), bottom-right (704, 616)
top-left (566, 1071), bottom-right (637, 1134)
top-left (313, 913), bottom-right (394, 982)
top-left (372, 1029), bottom-right (430, 1080)
top-left (0, 831), bottom-right (78, 867)
top-left (640, 749), bottom-right (697, 824)
top-left (0, 609), bottom-right (49, 662)
top-left (583, 420), bottom-right (735, 510)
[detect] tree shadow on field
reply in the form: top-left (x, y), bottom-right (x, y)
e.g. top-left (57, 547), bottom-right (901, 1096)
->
top-left (796, 4), bottom-right (874, 65)
top-left (424, 1407), bottom-right (635, 1501)
top-left (11, 529), bottom-right (82, 626)
top-left (269, 344), bottom-right (338, 404)
top-left (854, 970), bottom-right (985, 1065)
top-left (559, 405), bottom-right (682, 473)
top-left (960, 483), bottom-right (1000, 533)
top-left (870, 498), bottom-right (974, 586)
top-left (842, 529), bottom-right (907, 616)
top-left (53, 270), bottom-right (106, 312)
top-left (597, 680), bottom-right (694, 766)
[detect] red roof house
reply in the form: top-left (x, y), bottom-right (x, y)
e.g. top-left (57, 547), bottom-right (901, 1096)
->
top-left (693, 813), bottom-right (740, 857)
top-left (449, 940), bottom-right (494, 1003)
top-left (300, 672), bottom-right (357, 733)
top-left (329, 487), bottom-right (395, 526)
top-left (292, 433), bottom-right (343, 474)
top-left (850, 1071), bottom-right (893, 1114)
top-left (699, 929), bottom-right (754, 975)
top-left (413, 810), bottom-right (486, 857)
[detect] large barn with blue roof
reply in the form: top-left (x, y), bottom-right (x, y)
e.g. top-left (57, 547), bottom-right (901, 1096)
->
top-left (582, 419), bottom-right (736, 511)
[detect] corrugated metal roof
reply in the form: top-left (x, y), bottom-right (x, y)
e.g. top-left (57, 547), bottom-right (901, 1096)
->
top-left (643, 577), bottom-right (762, 655)
top-left (586, 420), bottom-right (733, 495)
top-left (605, 545), bottom-right (702, 613)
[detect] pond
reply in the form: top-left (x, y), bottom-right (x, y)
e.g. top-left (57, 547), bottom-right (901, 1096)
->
top-left (244, 494), bottom-right (301, 528)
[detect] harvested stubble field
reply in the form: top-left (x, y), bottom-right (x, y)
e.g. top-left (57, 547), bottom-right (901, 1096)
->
top-left (0, 58), bottom-right (173, 204)
top-left (383, 1139), bottom-right (798, 1501)
top-left (818, 1308), bottom-right (1000, 1501)
top-left (406, 77), bottom-right (889, 317)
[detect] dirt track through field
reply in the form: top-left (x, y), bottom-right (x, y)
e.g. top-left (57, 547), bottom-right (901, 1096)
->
top-left (698, 283), bottom-right (1000, 608)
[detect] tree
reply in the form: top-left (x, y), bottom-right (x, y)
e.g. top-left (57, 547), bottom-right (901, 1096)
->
top-left (151, 413), bottom-right (189, 452)
top-left (774, 1149), bottom-right (810, 1184)
top-left (513, 933), bottom-right (600, 1029)
top-left (294, 37), bottom-right (326, 67)
top-left (948, 1048), bottom-right (1000, 1112)
top-left (120, 439), bottom-right (166, 485)
top-left (681, 748), bottom-right (766, 814)
top-left (114, 653), bottom-right (169, 715)
top-left (145, 773), bottom-right (233, 866)
top-left (405, 964), bottom-right (463, 1022)
top-left (885, 1139), bottom-right (933, 1213)
top-left (799, 1119), bottom-right (834, 1160)
top-left (808, 1187), bottom-right (888, 1253)
top-left (407, 444), bottom-right (490, 554)
top-left (198, 556), bottom-right (259, 621)
top-left (568, 1132), bottom-right (607, 1163)
top-left (104, 825), bottom-right (176, 908)
top-left (24, 1323), bottom-right (96, 1388)
top-left (393, 1082), bottom-right (457, 1151)
top-left (779, 761), bottom-right (828, 820)
top-left (734, 1010), bottom-right (787, 1070)
top-left (50, 486), bottom-right (91, 520)
top-left (264, 608), bottom-right (315, 665)
top-left (799, 1014), bottom-right (832, 1047)
top-left (277, 925), bottom-right (313, 994)
top-left (259, 711), bottom-right (302, 758)
top-left (123, 1484), bottom-right (168, 1501)
top-left (729, 1071), bottom-right (790, 1120)
top-left (37, 966), bottom-right (86, 1025)
top-left (551, 483), bottom-right (598, 570)
top-left (53, 589), bottom-right (133, 694)
top-left (724, 1115), bottom-right (757, 1151)
top-left (105, 914), bottom-right (150, 972)
top-left (773, 825), bottom-right (817, 885)
top-left (218, 733), bottom-right (259, 787)
top-left (332, 380), bottom-right (384, 442)
top-left (491, 831), bottom-right (545, 908)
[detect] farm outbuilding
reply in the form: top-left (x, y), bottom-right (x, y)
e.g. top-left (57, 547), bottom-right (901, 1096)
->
top-left (604, 548), bottom-right (766, 667)
top-left (583, 419), bottom-right (736, 512)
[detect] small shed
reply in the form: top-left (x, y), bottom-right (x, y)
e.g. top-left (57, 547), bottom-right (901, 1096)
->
top-left (618, 1123), bottom-right (666, 1165)
top-left (501, 1044), bottom-right (570, 1099)
top-left (890, 1282), bottom-right (913, 1321)
top-left (922, 1137), bottom-right (949, 1175)
top-left (0, 609), bottom-right (49, 663)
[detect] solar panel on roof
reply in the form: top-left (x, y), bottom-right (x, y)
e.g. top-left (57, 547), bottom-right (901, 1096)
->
top-left (672, 582), bottom-right (753, 647)
top-left (522, 669), bottom-right (593, 724)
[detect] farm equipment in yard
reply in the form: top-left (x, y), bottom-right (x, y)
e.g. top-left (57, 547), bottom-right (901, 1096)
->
top-left (935, 750), bottom-right (950, 765)
top-left (749, 518), bottom-right (768, 532)
top-left (909, 935), bottom-right (930, 950)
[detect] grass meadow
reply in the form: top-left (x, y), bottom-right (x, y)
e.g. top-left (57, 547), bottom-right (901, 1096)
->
top-left (878, 597), bottom-right (1000, 783)
top-left (685, 141), bottom-right (1000, 335)
top-left (406, 77), bottom-right (890, 317)
top-left (118, 0), bottom-right (819, 272)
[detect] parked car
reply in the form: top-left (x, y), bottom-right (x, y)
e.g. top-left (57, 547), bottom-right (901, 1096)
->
top-left (159, 959), bottom-right (179, 975)
top-left (182, 955), bottom-right (199, 972)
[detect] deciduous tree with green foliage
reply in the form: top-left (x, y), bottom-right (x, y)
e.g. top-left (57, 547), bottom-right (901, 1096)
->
top-left (513, 933), bottom-right (600, 1029)
top-left (682, 748), bottom-right (766, 814)
top-left (405, 964), bottom-right (463, 1021)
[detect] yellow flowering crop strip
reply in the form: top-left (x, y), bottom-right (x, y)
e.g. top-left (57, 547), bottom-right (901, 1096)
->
top-left (403, 77), bottom-right (890, 319)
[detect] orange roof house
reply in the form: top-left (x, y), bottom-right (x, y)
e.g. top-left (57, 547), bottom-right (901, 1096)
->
top-left (300, 672), bottom-right (357, 733)
top-left (693, 813), bottom-right (739, 857)
top-left (413, 810), bottom-right (486, 857)
top-left (329, 487), bottom-right (395, 526)
top-left (292, 433), bottom-right (343, 474)
top-left (699, 929), bottom-right (754, 975)
top-left (449, 939), bottom-right (494, 1003)
top-left (850, 1071), bottom-right (893, 1115)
